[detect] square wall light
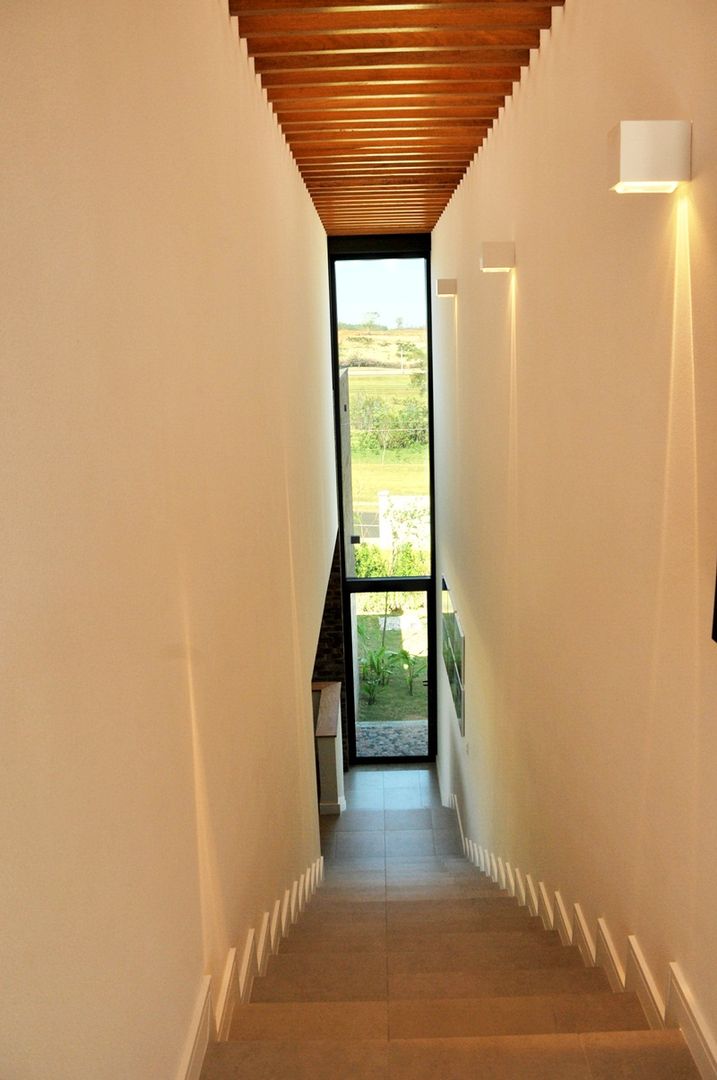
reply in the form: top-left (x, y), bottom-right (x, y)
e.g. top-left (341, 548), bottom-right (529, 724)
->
top-left (608, 120), bottom-right (691, 193)
top-left (480, 242), bottom-right (515, 273)
top-left (436, 278), bottom-right (458, 296)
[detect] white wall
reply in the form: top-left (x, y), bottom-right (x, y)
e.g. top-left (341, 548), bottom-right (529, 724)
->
top-left (0, 2), bottom-right (336, 1077)
top-left (433, 0), bottom-right (717, 1038)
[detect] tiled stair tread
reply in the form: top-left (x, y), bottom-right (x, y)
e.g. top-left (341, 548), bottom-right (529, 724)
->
top-left (203, 1031), bottom-right (699, 1080)
top-left (252, 953), bottom-right (388, 1002)
top-left (202, 1038), bottom-right (389, 1080)
top-left (388, 992), bottom-right (649, 1039)
top-left (387, 943), bottom-right (585, 973)
top-left (581, 1029), bottom-right (702, 1079)
top-left (229, 1000), bottom-right (388, 1041)
top-left (288, 914), bottom-right (544, 945)
top-left (284, 922), bottom-right (549, 953)
top-left (385, 928), bottom-right (561, 952)
top-left (387, 1031), bottom-right (701, 1080)
top-left (389, 965), bottom-right (611, 999)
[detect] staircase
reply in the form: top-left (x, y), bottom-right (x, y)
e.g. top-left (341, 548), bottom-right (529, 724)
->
top-left (201, 766), bottom-right (700, 1079)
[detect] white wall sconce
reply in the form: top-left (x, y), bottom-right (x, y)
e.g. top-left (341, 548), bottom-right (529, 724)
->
top-left (480, 242), bottom-right (515, 273)
top-left (436, 278), bottom-right (458, 297)
top-left (608, 120), bottom-right (691, 193)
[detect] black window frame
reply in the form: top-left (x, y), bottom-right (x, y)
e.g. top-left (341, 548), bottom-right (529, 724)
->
top-left (328, 233), bottom-right (437, 765)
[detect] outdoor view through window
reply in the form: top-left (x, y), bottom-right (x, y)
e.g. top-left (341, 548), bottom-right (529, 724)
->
top-left (334, 258), bottom-right (431, 758)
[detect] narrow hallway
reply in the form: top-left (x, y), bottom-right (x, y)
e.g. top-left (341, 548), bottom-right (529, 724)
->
top-left (202, 766), bottom-right (699, 1078)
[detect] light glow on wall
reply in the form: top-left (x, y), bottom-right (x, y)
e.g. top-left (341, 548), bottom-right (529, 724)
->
top-left (613, 181), bottom-right (681, 194)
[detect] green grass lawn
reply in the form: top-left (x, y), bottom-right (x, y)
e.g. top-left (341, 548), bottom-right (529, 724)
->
top-left (348, 370), bottom-right (425, 400)
top-left (351, 447), bottom-right (429, 509)
top-left (357, 614), bottom-right (427, 724)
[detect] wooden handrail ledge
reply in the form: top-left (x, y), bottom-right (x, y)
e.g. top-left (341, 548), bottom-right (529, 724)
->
top-left (312, 680), bottom-right (341, 739)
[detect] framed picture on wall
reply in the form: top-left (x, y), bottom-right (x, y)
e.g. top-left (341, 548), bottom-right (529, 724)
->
top-left (442, 578), bottom-right (465, 736)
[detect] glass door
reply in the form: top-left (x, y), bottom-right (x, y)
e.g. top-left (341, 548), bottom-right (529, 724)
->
top-left (329, 235), bottom-right (435, 764)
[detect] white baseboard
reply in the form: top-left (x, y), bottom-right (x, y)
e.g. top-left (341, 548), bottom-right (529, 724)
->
top-left (269, 898), bottom-right (281, 955)
top-left (554, 891), bottom-right (572, 946)
top-left (319, 796), bottom-right (346, 815)
top-left (667, 963), bottom-right (717, 1080)
top-left (215, 948), bottom-right (238, 1040)
top-left (256, 912), bottom-right (271, 978)
top-left (515, 866), bottom-right (526, 908)
top-left (537, 881), bottom-right (554, 930)
top-left (281, 887), bottom-right (291, 936)
top-left (177, 976), bottom-right (213, 1080)
top-left (505, 862), bottom-right (516, 898)
top-left (525, 873), bottom-right (539, 917)
top-left (181, 852), bottom-right (321, 1076)
top-left (625, 935), bottom-right (665, 1029)
top-left (457, 831), bottom-right (713, 1078)
top-left (573, 903), bottom-right (596, 966)
top-left (238, 928), bottom-right (257, 1004)
top-left (596, 917), bottom-right (626, 992)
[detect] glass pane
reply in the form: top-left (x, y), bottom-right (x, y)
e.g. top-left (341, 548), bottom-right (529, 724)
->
top-left (335, 258), bottom-right (430, 579)
top-left (355, 591), bottom-right (428, 758)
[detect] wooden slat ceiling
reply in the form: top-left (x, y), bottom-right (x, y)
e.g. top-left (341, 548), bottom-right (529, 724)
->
top-left (230, 0), bottom-right (564, 234)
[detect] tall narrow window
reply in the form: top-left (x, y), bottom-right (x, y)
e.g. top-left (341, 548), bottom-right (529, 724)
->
top-left (329, 236), bottom-right (435, 764)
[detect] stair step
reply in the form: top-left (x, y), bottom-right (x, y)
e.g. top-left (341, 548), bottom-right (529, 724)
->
top-left (386, 928), bottom-right (561, 954)
top-left (387, 992), bottom-right (649, 1039)
top-left (201, 1030), bottom-right (700, 1080)
top-left (229, 1000), bottom-right (388, 1041)
top-left (282, 925), bottom-right (387, 953)
top-left (202, 1038), bottom-right (388, 1080)
top-left (389, 965), bottom-right (611, 1000)
top-left (284, 920), bottom-right (550, 953)
top-left (385, 897), bottom-right (524, 920)
top-left (387, 942), bottom-right (585, 973)
top-left (581, 1029), bottom-right (702, 1078)
top-left (390, 1029), bottom-right (701, 1080)
top-left (253, 952), bottom-right (388, 1002)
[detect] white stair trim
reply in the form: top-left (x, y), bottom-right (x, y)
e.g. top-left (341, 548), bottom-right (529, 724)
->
top-left (596, 917), bottom-right (626, 991)
top-left (177, 975), bottom-right (213, 1080)
top-left (215, 948), bottom-right (238, 1039)
top-left (553, 890), bottom-right (573, 946)
top-left (625, 934), bottom-right (665, 1029)
top-left (525, 873), bottom-right (539, 917)
top-left (667, 963), bottom-right (717, 1080)
top-left (256, 912), bottom-right (271, 978)
top-left (454, 822), bottom-right (714, 1078)
top-left (269, 898), bottom-right (281, 955)
top-left (238, 928), bottom-right (257, 1004)
top-left (537, 881), bottom-right (554, 930)
top-left (573, 902), bottom-right (596, 966)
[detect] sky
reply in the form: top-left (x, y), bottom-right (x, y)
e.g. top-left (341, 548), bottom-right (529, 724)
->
top-left (335, 258), bottom-right (428, 329)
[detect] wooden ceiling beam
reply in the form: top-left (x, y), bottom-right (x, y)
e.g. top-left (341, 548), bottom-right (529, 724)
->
top-left (289, 130), bottom-right (487, 144)
top-left (244, 29), bottom-right (541, 53)
top-left (253, 47), bottom-right (531, 71)
top-left (233, 0), bottom-right (561, 10)
top-left (272, 92), bottom-right (506, 109)
top-left (267, 82), bottom-right (511, 99)
top-left (238, 6), bottom-right (552, 32)
top-left (284, 123), bottom-right (492, 137)
top-left (276, 106), bottom-right (500, 121)
top-left (260, 64), bottom-right (521, 85)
